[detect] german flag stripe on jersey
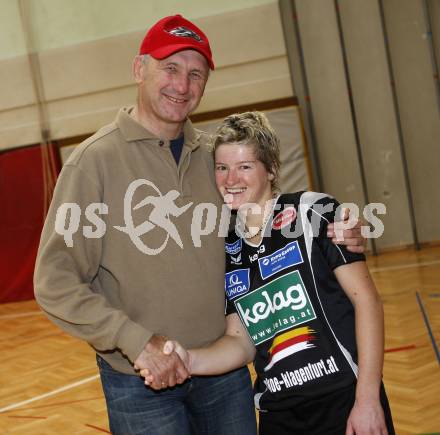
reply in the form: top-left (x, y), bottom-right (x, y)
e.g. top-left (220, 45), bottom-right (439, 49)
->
top-left (264, 327), bottom-right (316, 372)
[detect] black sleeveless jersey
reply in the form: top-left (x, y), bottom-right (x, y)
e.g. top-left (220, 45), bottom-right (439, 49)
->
top-left (225, 192), bottom-right (366, 411)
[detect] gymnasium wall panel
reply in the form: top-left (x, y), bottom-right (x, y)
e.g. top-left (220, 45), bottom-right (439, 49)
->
top-left (337, 0), bottom-right (413, 248)
top-left (294, 0), bottom-right (365, 208)
top-left (431, 0), bottom-right (440, 70)
top-left (0, 55), bottom-right (36, 111)
top-left (0, 0), bottom-right (27, 58)
top-left (284, 0), bottom-right (440, 249)
top-left (0, 105), bottom-right (41, 151)
top-left (382, 0), bottom-right (440, 243)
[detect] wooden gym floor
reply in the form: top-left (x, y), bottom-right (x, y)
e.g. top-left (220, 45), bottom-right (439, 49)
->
top-left (0, 246), bottom-right (439, 434)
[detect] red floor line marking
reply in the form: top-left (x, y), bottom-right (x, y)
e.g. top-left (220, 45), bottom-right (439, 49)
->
top-left (84, 423), bottom-right (111, 433)
top-left (7, 415), bottom-right (48, 419)
top-left (385, 344), bottom-right (417, 353)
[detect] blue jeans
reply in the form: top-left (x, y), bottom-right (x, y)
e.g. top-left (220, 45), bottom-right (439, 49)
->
top-left (97, 355), bottom-right (257, 435)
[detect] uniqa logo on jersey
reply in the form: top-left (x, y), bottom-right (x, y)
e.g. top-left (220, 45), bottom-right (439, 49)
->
top-left (234, 271), bottom-right (317, 346)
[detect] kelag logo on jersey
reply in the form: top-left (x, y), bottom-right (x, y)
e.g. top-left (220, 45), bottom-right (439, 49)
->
top-left (258, 241), bottom-right (303, 280)
top-left (225, 269), bottom-right (250, 299)
top-left (234, 271), bottom-right (316, 345)
top-left (225, 239), bottom-right (242, 255)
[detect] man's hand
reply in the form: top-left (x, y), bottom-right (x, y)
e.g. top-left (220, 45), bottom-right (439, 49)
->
top-left (134, 334), bottom-right (189, 390)
top-left (327, 208), bottom-right (366, 253)
top-left (140, 340), bottom-right (191, 388)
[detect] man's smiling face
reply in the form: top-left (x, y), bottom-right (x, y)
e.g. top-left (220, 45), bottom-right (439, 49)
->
top-left (139, 50), bottom-right (209, 125)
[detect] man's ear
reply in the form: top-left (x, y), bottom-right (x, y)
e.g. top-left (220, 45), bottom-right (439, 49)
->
top-left (132, 55), bottom-right (144, 84)
top-left (268, 171), bottom-right (275, 181)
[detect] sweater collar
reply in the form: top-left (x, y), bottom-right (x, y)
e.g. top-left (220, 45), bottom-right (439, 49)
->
top-left (116, 106), bottom-right (199, 150)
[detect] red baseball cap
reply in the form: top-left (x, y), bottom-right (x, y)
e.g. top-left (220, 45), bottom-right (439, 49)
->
top-left (139, 14), bottom-right (214, 70)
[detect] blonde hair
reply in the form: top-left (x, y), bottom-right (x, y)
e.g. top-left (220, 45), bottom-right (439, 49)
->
top-left (212, 111), bottom-right (281, 192)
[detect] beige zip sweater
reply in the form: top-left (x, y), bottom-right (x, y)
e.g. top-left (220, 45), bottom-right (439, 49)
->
top-left (34, 107), bottom-right (226, 374)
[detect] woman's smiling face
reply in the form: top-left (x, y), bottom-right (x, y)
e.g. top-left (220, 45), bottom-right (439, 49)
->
top-left (214, 142), bottom-right (274, 210)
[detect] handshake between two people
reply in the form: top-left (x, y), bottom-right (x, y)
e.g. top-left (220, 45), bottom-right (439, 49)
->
top-left (132, 219), bottom-right (366, 390)
top-left (134, 334), bottom-right (190, 390)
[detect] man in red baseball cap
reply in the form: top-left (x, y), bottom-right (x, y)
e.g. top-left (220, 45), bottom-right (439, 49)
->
top-left (129, 14), bottom-right (214, 141)
top-left (35, 13), bottom-right (257, 435)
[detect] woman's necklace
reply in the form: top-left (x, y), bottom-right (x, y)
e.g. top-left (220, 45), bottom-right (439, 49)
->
top-left (236, 197), bottom-right (278, 240)
top-left (243, 212), bottom-right (271, 239)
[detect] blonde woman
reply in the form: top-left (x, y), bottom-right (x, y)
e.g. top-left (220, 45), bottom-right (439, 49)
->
top-left (143, 112), bottom-right (394, 435)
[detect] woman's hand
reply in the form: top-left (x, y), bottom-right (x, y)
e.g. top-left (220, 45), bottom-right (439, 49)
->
top-left (346, 397), bottom-right (388, 435)
top-left (140, 340), bottom-right (191, 389)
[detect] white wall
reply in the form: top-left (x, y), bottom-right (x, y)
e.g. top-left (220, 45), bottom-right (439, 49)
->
top-left (21, 0), bottom-right (275, 52)
top-left (0, 1), bottom-right (293, 150)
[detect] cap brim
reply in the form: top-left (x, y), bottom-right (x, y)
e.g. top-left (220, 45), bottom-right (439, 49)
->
top-left (149, 44), bottom-right (214, 70)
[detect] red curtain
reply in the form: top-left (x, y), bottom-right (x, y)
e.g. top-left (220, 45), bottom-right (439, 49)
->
top-left (0, 144), bottom-right (60, 303)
